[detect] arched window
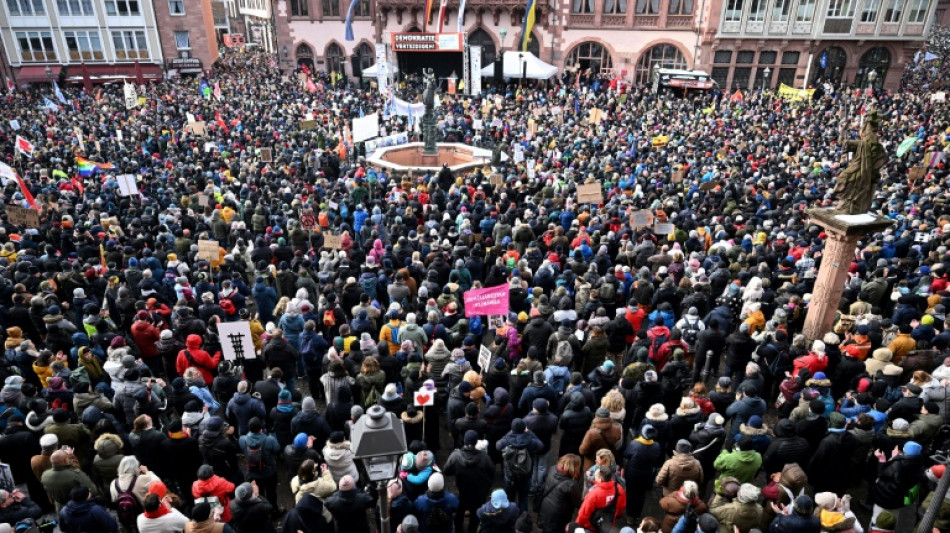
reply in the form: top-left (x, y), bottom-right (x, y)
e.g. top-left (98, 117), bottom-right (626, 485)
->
top-left (635, 43), bottom-right (686, 84)
top-left (326, 43), bottom-right (345, 74)
top-left (296, 43), bottom-right (314, 70)
top-left (513, 32), bottom-right (541, 57)
top-left (467, 29), bottom-right (496, 67)
top-left (565, 41), bottom-right (613, 74)
top-left (856, 47), bottom-right (890, 89)
top-left (356, 42), bottom-right (374, 71)
top-left (811, 46), bottom-right (846, 86)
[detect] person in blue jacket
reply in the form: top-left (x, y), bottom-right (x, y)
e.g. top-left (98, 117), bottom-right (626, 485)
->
top-left (413, 473), bottom-right (459, 533)
top-left (59, 485), bottom-right (118, 533)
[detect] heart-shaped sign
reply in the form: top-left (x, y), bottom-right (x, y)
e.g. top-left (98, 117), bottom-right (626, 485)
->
top-left (414, 392), bottom-right (433, 407)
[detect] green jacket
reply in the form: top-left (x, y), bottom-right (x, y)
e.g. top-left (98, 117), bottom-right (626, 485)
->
top-left (41, 465), bottom-right (99, 513)
top-left (709, 495), bottom-right (763, 533)
top-left (713, 449), bottom-right (762, 485)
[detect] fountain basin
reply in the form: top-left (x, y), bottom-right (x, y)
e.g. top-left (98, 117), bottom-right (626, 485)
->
top-left (366, 142), bottom-right (504, 175)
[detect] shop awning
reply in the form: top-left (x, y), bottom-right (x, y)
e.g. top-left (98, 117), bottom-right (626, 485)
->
top-left (63, 64), bottom-right (163, 84)
top-left (15, 65), bottom-right (62, 83)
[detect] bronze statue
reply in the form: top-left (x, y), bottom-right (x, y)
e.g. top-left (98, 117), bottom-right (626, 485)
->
top-left (834, 109), bottom-right (886, 215)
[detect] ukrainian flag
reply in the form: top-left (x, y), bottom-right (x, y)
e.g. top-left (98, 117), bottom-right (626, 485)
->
top-left (521, 0), bottom-right (536, 52)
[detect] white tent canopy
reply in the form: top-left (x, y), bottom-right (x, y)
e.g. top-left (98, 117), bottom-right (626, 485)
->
top-left (480, 51), bottom-right (558, 80)
top-left (361, 62), bottom-right (399, 76)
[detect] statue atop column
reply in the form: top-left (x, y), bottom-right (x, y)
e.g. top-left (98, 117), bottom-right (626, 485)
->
top-left (834, 109), bottom-right (886, 215)
top-left (422, 68), bottom-right (438, 155)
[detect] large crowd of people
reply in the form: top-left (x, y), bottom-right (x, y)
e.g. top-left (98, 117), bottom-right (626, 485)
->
top-left (0, 40), bottom-right (948, 533)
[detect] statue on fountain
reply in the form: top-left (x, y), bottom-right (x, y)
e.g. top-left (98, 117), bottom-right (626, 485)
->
top-left (422, 68), bottom-right (438, 155)
top-left (834, 109), bottom-right (886, 215)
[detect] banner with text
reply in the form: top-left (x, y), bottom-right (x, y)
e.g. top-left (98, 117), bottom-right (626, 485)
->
top-left (463, 284), bottom-right (510, 317)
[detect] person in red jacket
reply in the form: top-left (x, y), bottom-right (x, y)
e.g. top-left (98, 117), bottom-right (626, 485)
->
top-left (791, 340), bottom-right (829, 378)
top-left (191, 464), bottom-right (235, 523)
top-left (129, 311), bottom-right (161, 376)
top-left (176, 335), bottom-right (221, 385)
top-left (575, 466), bottom-right (626, 531)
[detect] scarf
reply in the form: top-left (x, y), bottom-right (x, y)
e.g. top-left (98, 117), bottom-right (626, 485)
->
top-left (168, 431), bottom-right (188, 439)
top-left (143, 505), bottom-right (171, 519)
top-left (635, 436), bottom-right (653, 445)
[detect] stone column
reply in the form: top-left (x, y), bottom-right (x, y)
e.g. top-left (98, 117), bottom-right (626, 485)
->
top-left (802, 208), bottom-right (895, 343)
top-left (801, 230), bottom-right (860, 343)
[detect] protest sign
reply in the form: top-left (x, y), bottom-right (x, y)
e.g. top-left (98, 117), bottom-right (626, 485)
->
top-left (217, 321), bottom-right (257, 361)
top-left (197, 240), bottom-right (220, 262)
top-left (577, 183), bottom-right (603, 204)
top-left (352, 113), bottom-right (380, 143)
top-left (260, 148), bottom-right (272, 162)
top-left (323, 234), bottom-right (342, 249)
top-left (299, 119), bottom-right (317, 131)
top-left (300, 209), bottom-right (316, 231)
top-left (908, 166), bottom-right (928, 181)
top-left (463, 284), bottom-right (510, 317)
top-left (116, 174), bottom-right (139, 197)
top-left (197, 193), bottom-right (210, 207)
top-left (5, 205), bottom-right (38, 227)
top-left (478, 345), bottom-right (491, 372)
top-left (631, 210), bottom-right (653, 228)
top-left (414, 390), bottom-right (435, 407)
top-left (186, 121), bottom-right (207, 135)
top-left (699, 180), bottom-right (719, 191)
top-left (654, 222), bottom-right (674, 235)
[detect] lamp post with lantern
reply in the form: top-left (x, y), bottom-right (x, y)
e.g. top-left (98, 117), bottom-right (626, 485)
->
top-left (350, 405), bottom-right (408, 533)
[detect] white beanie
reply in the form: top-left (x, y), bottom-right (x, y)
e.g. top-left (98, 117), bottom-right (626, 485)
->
top-left (812, 340), bottom-right (826, 353)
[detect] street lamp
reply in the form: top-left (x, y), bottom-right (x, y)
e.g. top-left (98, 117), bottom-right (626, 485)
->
top-left (499, 28), bottom-right (507, 50)
top-left (351, 405), bottom-right (407, 533)
top-left (520, 52), bottom-right (526, 86)
top-left (762, 67), bottom-right (771, 89)
top-left (44, 65), bottom-right (52, 84)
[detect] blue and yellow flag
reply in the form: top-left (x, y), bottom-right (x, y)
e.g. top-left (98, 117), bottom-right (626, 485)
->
top-left (521, 0), bottom-right (536, 52)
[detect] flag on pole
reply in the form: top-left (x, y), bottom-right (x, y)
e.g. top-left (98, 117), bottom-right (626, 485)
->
top-left (521, 0), bottom-right (536, 52)
top-left (1, 162), bottom-right (37, 209)
top-left (344, 0), bottom-right (358, 41)
top-left (43, 98), bottom-right (58, 113)
top-left (896, 136), bottom-right (917, 157)
top-left (53, 82), bottom-right (67, 105)
top-left (437, 0), bottom-right (448, 32)
top-left (306, 77), bottom-right (318, 93)
top-left (75, 156), bottom-right (115, 177)
top-left (424, 0), bottom-right (434, 30)
top-left (214, 81), bottom-right (222, 100)
top-left (6, 79), bottom-right (14, 92)
top-left (215, 110), bottom-right (229, 134)
top-left (457, 0), bottom-right (466, 32)
top-left (15, 136), bottom-right (34, 158)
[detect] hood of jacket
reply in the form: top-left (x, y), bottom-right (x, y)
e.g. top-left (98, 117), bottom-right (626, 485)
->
top-left (493, 387), bottom-right (510, 406)
top-left (186, 334), bottom-right (203, 350)
top-left (94, 433), bottom-right (123, 458)
top-left (324, 440), bottom-right (352, 461)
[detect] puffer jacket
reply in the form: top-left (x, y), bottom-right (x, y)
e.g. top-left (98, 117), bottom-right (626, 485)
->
top-left (873, 453), bottom-right (925, 509)
top-left (113, 378), bottom-right (146, 425)
top-left (713, 449), bottom-right (762, 485)
top-left (484, 387), bottom-right (515, 444)
top-left (425, 341), bottom-right (453, 392)
top-left (398, 322), bottom-right (428, 353)
top-left (762, 419), bottom-right (810, 475)
top-left (323, 440), bottom-right (359, 483)
top-left (709, 495), bottom-right (763, 533)
top-left (192, 475), bottom-right (235, 523)
top-left (92, 433), bottom-right (124, 487)
top-left (865, 348), bottom-right (893, 376)
top-left (443, 445), bottom-right (495, 505)
top-left (538, 468), bottom-right (583, 533)
top-left (655, 452), bottom-right (703, 495)
top-left (227, 393), bottom-right (266, 435)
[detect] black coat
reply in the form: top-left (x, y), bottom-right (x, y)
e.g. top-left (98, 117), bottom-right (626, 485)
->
top-left (558, 393), bottom-right (593, 456)
top-left (282, 494), bottom-right (331, 533)
top-left (538, 470), bottom-right (583, 533)
top-left (809, 430), bottom-right (857, 495)
top-left (762, 420), bottom-right (810, 475)
top-left (325, 489), bottom-right (375, 533)
top-left (231, 497), bottom-right (276, 533)
top-left (442, 446), bottom-right (495, 505)
top-left (873, 454), bottom-right (925, 509)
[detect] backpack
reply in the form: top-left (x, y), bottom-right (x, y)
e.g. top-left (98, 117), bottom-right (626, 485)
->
top-left (599, 281), bottom-right (616, 302)
top-left (426, 501), bottom-right (453, 532)
top-left (361, 276), bottom-right (377, 300)
top-left (649, 332), bottom-right (669, 361)
top-left (114, 474), bottom-right (142, 526)
top-left (681, 319), bottom-right (700, 347)
top-left (469, 316), bottom-right (483, 336)
top-left (219, 295), bottom-right (236, 316)
top-left (323, 308), bottom-right (337, 327)
top-left (245, 440), bottom-right (265, 474)
top-left (502, 445), bottom-right (532, 480)
top-left (299, 333), bottom-right (321, 367)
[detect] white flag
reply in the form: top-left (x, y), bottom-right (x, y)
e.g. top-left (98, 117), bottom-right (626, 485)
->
top-left (123, 82), bottom-right (138, 110)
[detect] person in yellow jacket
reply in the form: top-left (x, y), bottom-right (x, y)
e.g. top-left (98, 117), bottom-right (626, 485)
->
top-left (379, 311), bottom-right (404, 355)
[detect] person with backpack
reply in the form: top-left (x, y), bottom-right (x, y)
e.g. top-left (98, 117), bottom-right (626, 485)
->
top-left (575, 465), bottom-right (627, 533)
top-left (238, 417), bottom-right (281, 512)
top-left (298, 321), bottom-right (330, 399)
top-left (176, 335), bottom-right (221, 386)
top-left (674, 308), bottom-right (706, 358)
top-left (262, 330), bottom-right (301, 392)
top-left (495, 418), bottom-right (544, 508)
top-left (413, 473), bottom-right (460, 533)
top-left (110, 456), bottom-right (160, 532)
top-left (646, 317), bottom-right (672, 370)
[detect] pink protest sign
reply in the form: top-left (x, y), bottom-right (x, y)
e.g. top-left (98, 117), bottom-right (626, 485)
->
top-left (463, 284), bottom-right (510, 317)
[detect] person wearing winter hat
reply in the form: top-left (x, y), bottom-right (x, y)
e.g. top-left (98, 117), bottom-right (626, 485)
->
top-left (808, 411), bottom-right (853, 495)
top-left (735, 414), bottom-right (771, 455)
top-left (229, 481), bottom-right (275, 533)
top-left (655, 439), bottom-right (702, 496)
top-left (709, 482), bottom-right (763, 533)
top-left (475, 488), bottom-right (520, 533)
top-left (443, 429), bottom-right (495, 533)
top-left (768, 495), bottom-right (820, 532)
top-left (325, 473), bottom-right (375, 533)
top-left (398, 515), bottom-right (421, 533)
top-left (495, 418), bottom-right (543, 506)
top-left (413, 472), bottom-right (459, 533)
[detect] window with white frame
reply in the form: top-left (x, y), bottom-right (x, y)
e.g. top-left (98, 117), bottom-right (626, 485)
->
top-left (725, 0), bottom-right (743, 21)
top-left (6, 0), bottom-right (46, 15)
top-left (908, 0), bottom-right (928, 22)
top-left (771, 0), bottom-right (791, 22)
top-left (104, 0), bottom-right (140, 15)
top-left (748, 0), bottom-right (766, 21)
top-left (795, 0), bottom-right (815, 21)
top-left (15, 31), bottom-right (56, 61)
top-left (860, 0), bottom-right (879, 21)
top-left (168, 0), bottom-right (184, 14)
top-left (64, 30), bottom-right (103, 60)
top-left (174, 30), bottom-right (190, 50)
top-left (826, 0), bottom-right (855, 17)
top-left (112, 30), bottom-right (149, 59)
top-left (883, 0), bottom-right (902, 21)
top-left (56, 0), bottom-right (93, 15)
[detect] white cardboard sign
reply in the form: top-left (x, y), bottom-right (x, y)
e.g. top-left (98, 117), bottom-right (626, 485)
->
top-left (217, 321), bottom-right (257, 361)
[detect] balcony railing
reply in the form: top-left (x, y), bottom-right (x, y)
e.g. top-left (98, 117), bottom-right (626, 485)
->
top-left (570, 13), bottom-right (596, 25)
top-left (667, 15), bottom-right (693, 28)
top-left (633, 14), bottom-right (658, 26)
top-left (602, 14), bottom-right (626, 25)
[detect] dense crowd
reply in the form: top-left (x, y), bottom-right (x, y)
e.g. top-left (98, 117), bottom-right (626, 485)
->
top-left (0, 42), bottom-right (949, 533)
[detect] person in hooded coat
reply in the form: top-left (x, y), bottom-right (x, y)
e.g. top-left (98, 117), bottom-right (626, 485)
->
top-left (761, 419), bottom-right (810, 476)
top-left (624, 424), bottom-right (664, 521)
top-left (476, 489), bottom-right (520, 533)
top-left (558, 391), bottom-right (593, 457)
top-left (443, 430), bottom-right (496, 533)
top-left (579, 407), bottom-right (623, 470)
top-left (325, 475), bottom-right (374, 533)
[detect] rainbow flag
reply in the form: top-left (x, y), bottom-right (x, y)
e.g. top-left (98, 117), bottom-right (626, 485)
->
top-left (75, 156), bottom-right (114, 177)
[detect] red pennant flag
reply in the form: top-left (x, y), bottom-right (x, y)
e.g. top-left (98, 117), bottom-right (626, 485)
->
top-left (15, 173), bottom-right (37, 210)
